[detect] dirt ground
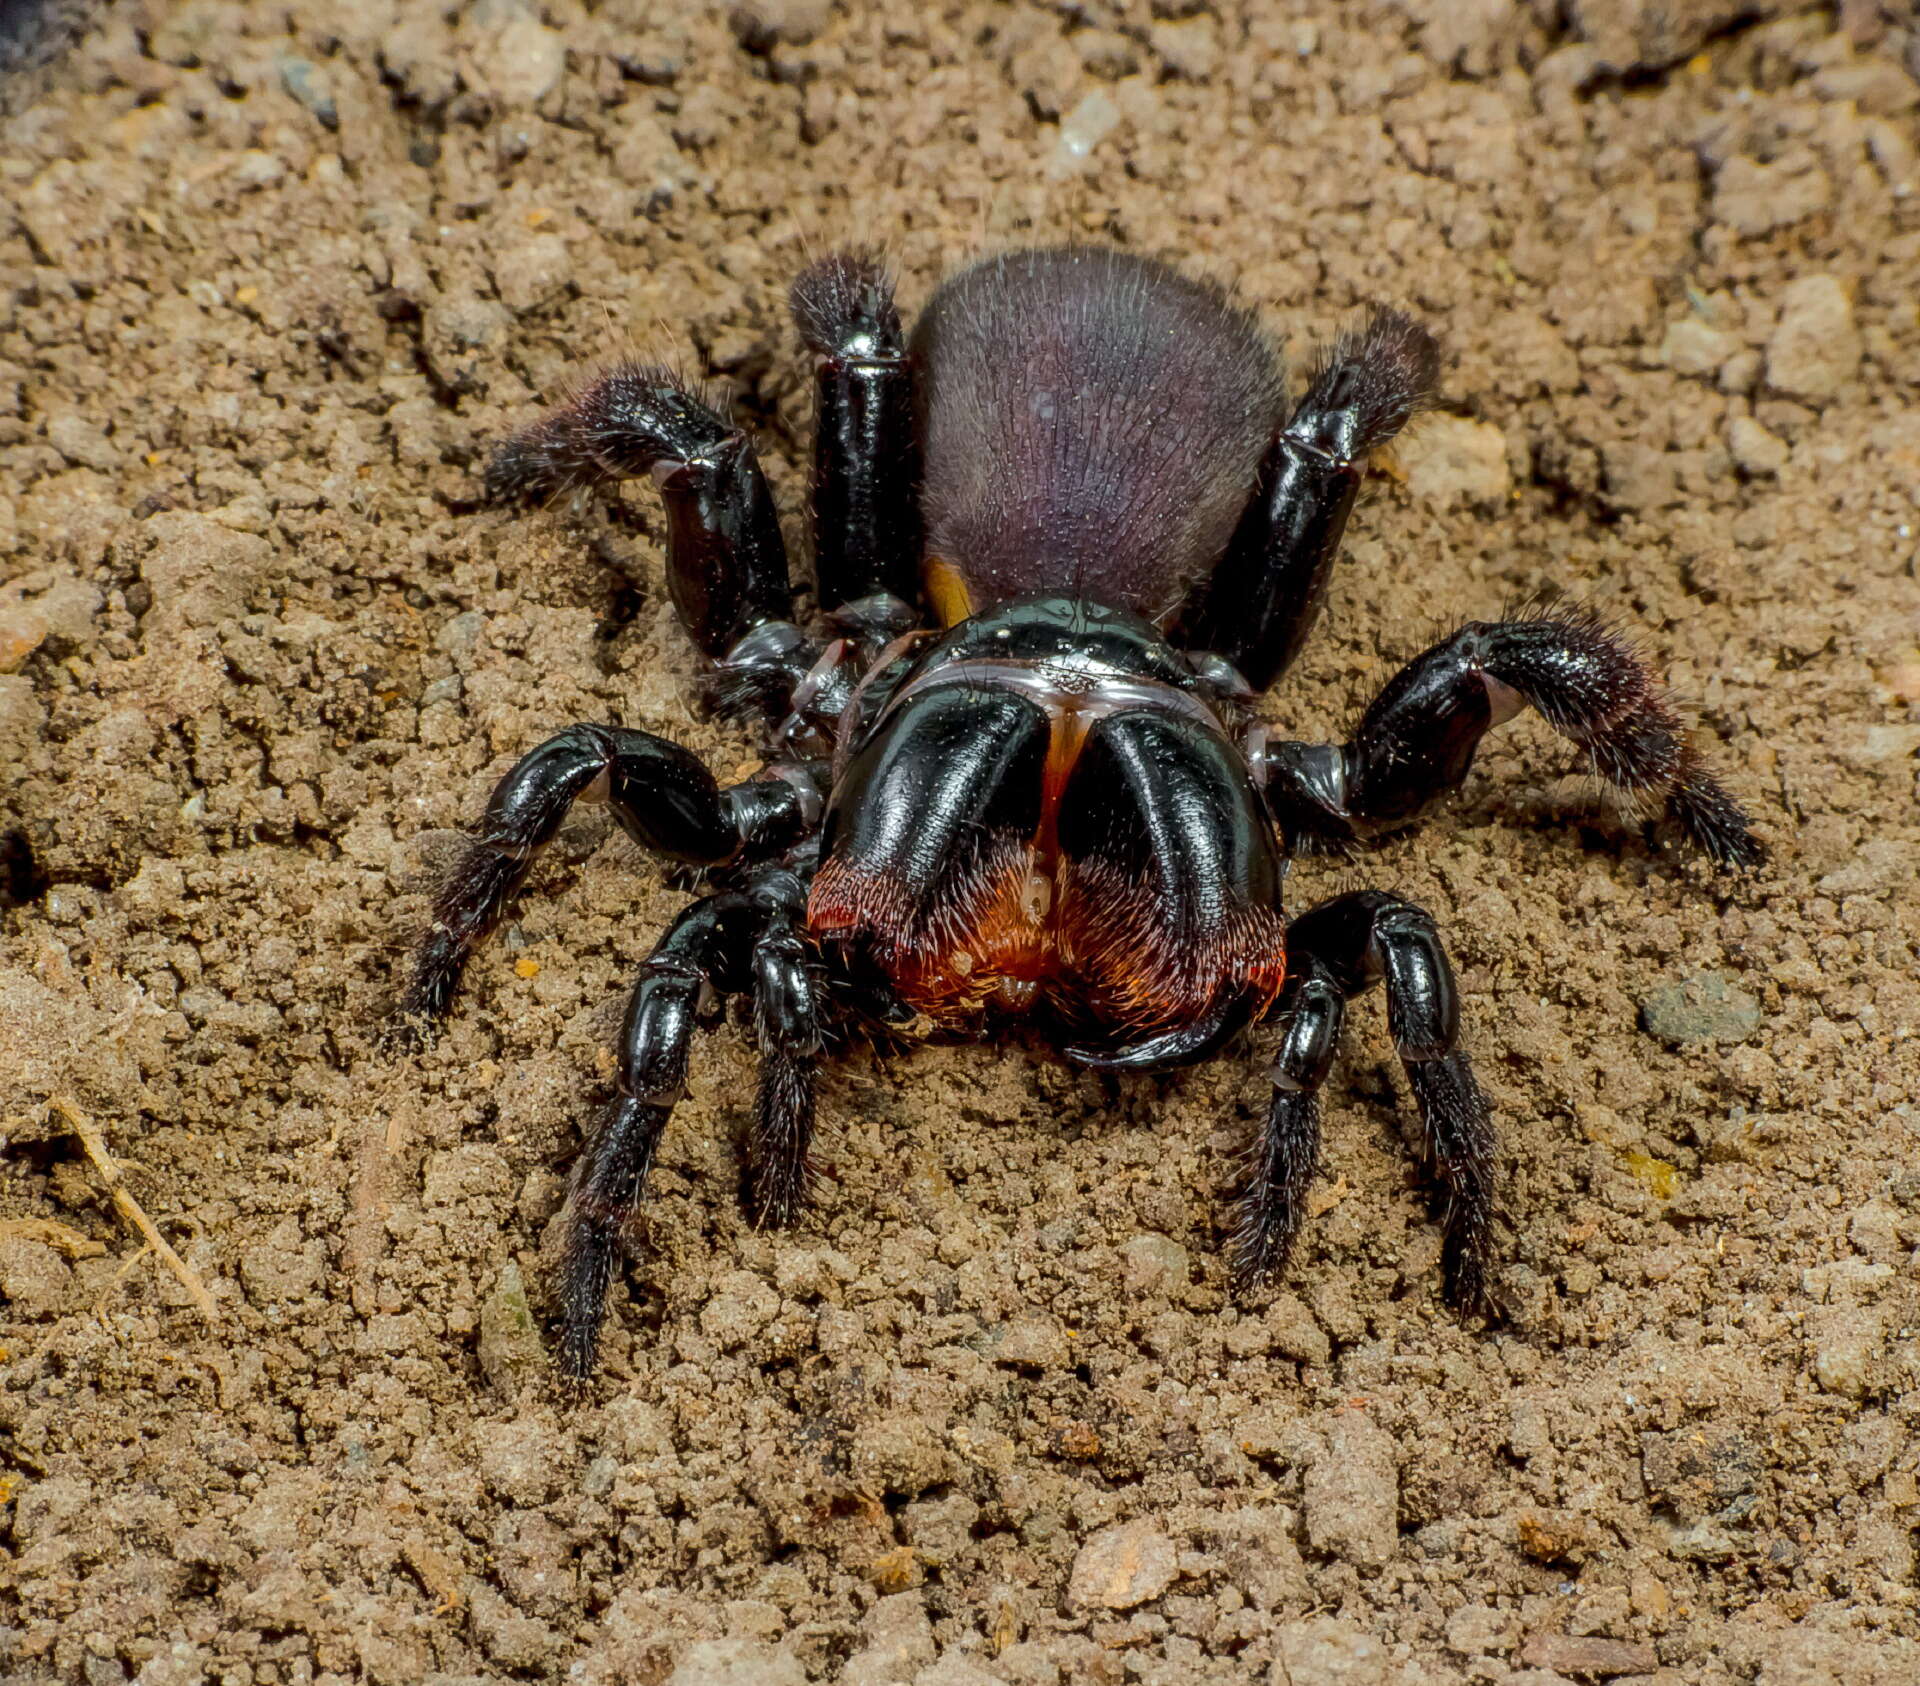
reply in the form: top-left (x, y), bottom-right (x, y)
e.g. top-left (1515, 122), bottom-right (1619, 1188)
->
top-left (1, 1), bottom-right (1917, 1682)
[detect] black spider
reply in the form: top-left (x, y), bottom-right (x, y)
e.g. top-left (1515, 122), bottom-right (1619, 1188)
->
top-left (399, 247), bottom-right (1761, 1379)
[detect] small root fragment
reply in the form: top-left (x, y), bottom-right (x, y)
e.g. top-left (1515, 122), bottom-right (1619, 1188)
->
top-left (50, 1094), bottom-right (219, 1328)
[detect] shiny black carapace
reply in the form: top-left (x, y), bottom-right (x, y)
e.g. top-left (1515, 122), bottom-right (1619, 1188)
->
top-left (401, 248), bottom-right (1760, 1377)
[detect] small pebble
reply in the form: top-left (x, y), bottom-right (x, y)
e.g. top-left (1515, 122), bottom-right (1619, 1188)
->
top-left (1728, 415), bottom-right (1788, 476)
top-left (1066, 1517), bottom-right (1179, 1610)
top-left (842, 1593), bottom-right (935, 1686)
top-left (1048, 91), bottom-right (1122, 178)
top-left (1639, 972), bottom-right (1762, 1046)
top-left (1397, 414), bottom-right (1510, 508)
top-left (493, 232), bottom-right (571, 315)
top-left (469, 13), bottom-right (566, 107)
top-left (0, 605), bottom-right (49, 673)
top-left (1270, 1618), bottom-right (1399, 1686)
top-left (1810, 1304), bottom-right (1885, 1399)
top-left (991, 1312), bottom-right (1068, 1370)
top-left (1303, 1411), bottom-right (1399, 1568)
top-left (278, 56), bottom-right (339, 129)
top-left (0, 1236), bottom-right (74, 1318)
top-left (1660, 317), bottom-right (1737, 378)
top-left (699, 1269), bottom-right (778, 1350)
top-left (665, 1638), bottom-right (806, 1686)
top-left (1445, 1603), bottom-right (1518, 1658)
top-left (475, 1412), bottom-right (564, 1505)
top-left (1120, 1232), bottom-right (1189, 1297)
top-left (1519, 1633), bottom-right (1658, 1676)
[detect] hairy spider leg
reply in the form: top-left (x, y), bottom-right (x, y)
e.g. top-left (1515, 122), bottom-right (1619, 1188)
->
top-left (1253, 610), bottom-right (1763, 868)
top-left (789, 250), bottom-right (925, 615)
top-left (743, 868), bottom-right (825, 1230)
top-left (1172, 308), bottom-right (1441, 691)
top-left (487, 365), bottom-right (794, 658)
top-left (558, 864), bottom-right (822, 1380)
top-left (560, 888), bottom-right (750, 1379)
top-left (1238, 889), bottom-right (1497, 1318)
top-left (397, 723), bottom-right (824, 1031)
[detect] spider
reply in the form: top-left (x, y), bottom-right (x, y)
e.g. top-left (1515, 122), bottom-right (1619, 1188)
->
top-left (399, 247), bottom-right (1761, 1379)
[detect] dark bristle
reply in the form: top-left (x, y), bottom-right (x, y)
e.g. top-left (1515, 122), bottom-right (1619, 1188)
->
top-left (1668, 747), bottom-right (1767, 869)
top-left (557, 1096), bottom-right (668, 1379)
top-left (747, 1045), bottom-right (815, 1228)
top-left (1406, 1052), bottom-right (1500, 1322)
top-left (789, 249), bottom-right (903, 357)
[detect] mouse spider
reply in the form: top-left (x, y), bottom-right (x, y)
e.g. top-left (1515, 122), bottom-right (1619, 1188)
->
top-left (399, 247), bottom-right (1760, 1378)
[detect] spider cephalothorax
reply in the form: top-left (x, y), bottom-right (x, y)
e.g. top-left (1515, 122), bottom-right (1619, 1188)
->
top-left (399, 247), bottom-right (1760, 1378)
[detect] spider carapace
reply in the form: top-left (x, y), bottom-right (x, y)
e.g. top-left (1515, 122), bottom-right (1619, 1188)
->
top-left (400, 247), bottom-right (1760, 1378)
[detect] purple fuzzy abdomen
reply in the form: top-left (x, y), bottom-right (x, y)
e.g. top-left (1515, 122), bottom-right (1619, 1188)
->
top-left (911, 247), bottom-right (1286, 624)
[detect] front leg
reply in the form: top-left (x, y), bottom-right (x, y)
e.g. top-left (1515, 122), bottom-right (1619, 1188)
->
top-left (1252, 609), bottom-right (1763, 868)
top-left (397, 725), bottom-right (823, 1028)
top-left (1173, 308), bottom-right (1441, 691)
top-left (488, 365), bottom-right (794, 659)
top-left (789, 250), bottom-right (925, 615)
top-left (1238, 890), bottom-right (1498, 1318)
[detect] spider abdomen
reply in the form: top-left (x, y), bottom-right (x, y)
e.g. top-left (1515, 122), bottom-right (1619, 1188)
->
top-left (912, 247), bottom-right (1287, 627)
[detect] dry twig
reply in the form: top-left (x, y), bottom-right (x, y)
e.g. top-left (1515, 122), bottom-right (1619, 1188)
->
top-left (48, 1094), bottom-right (219, 1327)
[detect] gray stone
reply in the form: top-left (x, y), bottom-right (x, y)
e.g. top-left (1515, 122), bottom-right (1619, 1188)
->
top-left (1639, 972), bottom-right (1762, 1045)
top-left (278, 57), bottom-right (338, 129)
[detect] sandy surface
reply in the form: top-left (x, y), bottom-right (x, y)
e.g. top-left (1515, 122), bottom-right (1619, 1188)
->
top-left (2, 2), bottom-right (1918, 1682)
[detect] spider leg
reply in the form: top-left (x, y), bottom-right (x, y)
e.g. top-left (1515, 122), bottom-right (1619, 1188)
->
top-left (559, 889), bottom-right (755, 1379)
top-left (744, 867), bottom-right (823, 1228)
top-left (397, 724), bottom-right (823, 1029)
top-left (488, 365), bottom-right (793, 659)
top-left (1251, 609), bottom-right (1763, 868)
top-left (789, 250), bottom-right (925, 620)
top-left (1233, 955), bottom-right (1339, 1289)
top-left (1236, 890), bottom-right (1498, 1318)
top-left (487, 364), bottom-right (850, 732)
top-left (1173, 307), bottom-right (1440, 691)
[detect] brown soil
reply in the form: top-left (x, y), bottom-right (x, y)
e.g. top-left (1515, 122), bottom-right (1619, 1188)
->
top-left (2, 3), bottom-right (1918, 1683)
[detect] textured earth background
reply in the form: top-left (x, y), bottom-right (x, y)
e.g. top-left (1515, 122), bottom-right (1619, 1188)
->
top-left (2, 2), bottom-right (1918, 1682)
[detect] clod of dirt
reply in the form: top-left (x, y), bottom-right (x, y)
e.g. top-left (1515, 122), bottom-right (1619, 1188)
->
top-left (0, 969), bottom-right (142, 1141)
top-left (1765, 276), bottom-right (1863, 402)
top-left (1271, 1616), bottom-right (1410, 1685)
top-left (1303, 1410), bottom-right (1400, 1568)
top-left (1396, 413), bottom-right (1511, 508)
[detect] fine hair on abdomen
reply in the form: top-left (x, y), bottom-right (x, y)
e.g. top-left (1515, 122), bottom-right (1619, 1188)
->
top-left (910, 247), bottom-right (1288, 624)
